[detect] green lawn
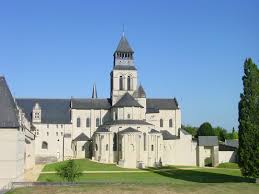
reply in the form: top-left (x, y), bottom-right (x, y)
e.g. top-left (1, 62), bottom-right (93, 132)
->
top-left (7, 165), bottom-right (259, 194)
top-left (217, 162), bottom-right (239, 169)
top-left (6, 183), bottom-right (259, 194)
top-left (42, 159), bottom-right (139, 172)
top-left (38, 166), bottom-right (253, 184)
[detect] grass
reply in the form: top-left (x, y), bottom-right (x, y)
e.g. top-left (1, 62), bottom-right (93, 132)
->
top-left (6, 183), bottom-right (259, 194)
top-left (217, 162), bottom-right (239, 169)
top-left (7, 166), bottom-right (259, 194)
top-left (42, 159), bottom-right (139, 172)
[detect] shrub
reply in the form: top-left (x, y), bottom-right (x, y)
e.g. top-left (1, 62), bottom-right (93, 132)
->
top-left (217, 162), bottom-right (239, 169)
top-left (205, 157), bottom-right (212, 167)
top-left (56, 159), bottom-right (82, 182)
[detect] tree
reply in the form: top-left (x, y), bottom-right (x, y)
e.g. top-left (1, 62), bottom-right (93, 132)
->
top-left (56, 159), bottom-right (82, 182)
top-left (197, 122), bottom-right (215, 136)
top-left (238, 58), bottom-right (259, 179)
top-left (214, 126), bottom-right (227, 141)
top-left (182, 125), bottom-right (198, 137)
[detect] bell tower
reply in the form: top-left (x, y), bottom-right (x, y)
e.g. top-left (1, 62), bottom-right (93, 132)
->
top-left (110, 34), bottom-right (138, 105)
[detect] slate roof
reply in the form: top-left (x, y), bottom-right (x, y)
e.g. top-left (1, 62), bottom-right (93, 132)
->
top-left (120, 127), bottom-right (140, 133)
top-left (113, 65), bottom-right (137, 71)
top-left (95, 128), bottom-right (110, 133)
top-left (16, 98), bottom-right (71, 124)
top-left (133, 85), bottom-right (146, 98)
top-left (113, 93), bottom-right (143, 108)
top-left (115, 35), bottom-right (134, 53)
top-left (146, 98), bottom-right (179, 113)
top-left (161, 130), bottom-right (178, 140)
top-left (149, 129), bottom-right (160, 134)
top-left (104, 120), bottom-right (153, 126)
top-left (180, 128), bottom-right (191, 135)
top-left (225, 139), bottom-right (239, 148)
top-left (73, 133), bottom-right (89, 141)
top-left (0, 77), bottom-right (19, 128)
top-left (72, 98), bottom-right (111, 110)
top-left (198, 136), bottom-right (218, 146)
top-left (219, 143), bottom-right (237, 151)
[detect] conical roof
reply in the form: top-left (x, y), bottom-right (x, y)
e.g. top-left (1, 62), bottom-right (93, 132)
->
top-left (113, 93), bottom-right (143, 108)
top-left (133, 85), bottom-right (146, 98)
top-left (0, 76), bottom-right (19, 128)
top-left (115, 35), bottom-right (134, 53)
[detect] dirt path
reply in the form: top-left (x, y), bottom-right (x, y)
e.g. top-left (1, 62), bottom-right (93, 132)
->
top-left (24, 164), bottom-right (45, 181)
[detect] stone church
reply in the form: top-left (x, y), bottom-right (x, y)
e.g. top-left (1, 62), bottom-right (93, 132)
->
top-left (0, 34), bottom-right (237, 187)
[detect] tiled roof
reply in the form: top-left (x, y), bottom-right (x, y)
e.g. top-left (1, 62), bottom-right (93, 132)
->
top-left (115, 35), bottom-right (134, 53)
top-left (133, 85), bottom-right (146, 98)
top-left (16, 98), bottom-right (71, 124)
top-left (72, 98), bottom-right (111, 110)
top-left (113, 93), bottom-right (143, 108)
top-left (104, 120), bottom-right (153, 126)
top-left (149, 129), bottom-right (160, 133)
top-left (113, 65), bottom-right (137, 71)
top-left (95, 128), bottom-right (110, 133)
top-left (219, 143), bottom-right (237, 151)
top-left (146, 98), bottom-right (179, 113)
top-left (161, 130), bottom-right (178, 140)
top-left (0, 77), bottom-right (19, 128)
top-left (73, 133), bottom-right (89, 141)
top-left (120, 127), bottom-right (140, 133)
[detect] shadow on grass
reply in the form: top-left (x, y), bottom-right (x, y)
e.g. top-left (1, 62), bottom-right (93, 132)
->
top-left (145, 167), bottom-right (253, 183)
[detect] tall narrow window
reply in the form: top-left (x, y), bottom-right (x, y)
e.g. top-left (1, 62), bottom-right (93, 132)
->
top-left (96, 118), bottom-right (100, 127)
top-left (160, 119), bottom-right (163, 127)
top-left (127, 76), bottom-right (131, 90)
top-left (119, 76), bottom-right (123, 90)
top-left (169, 119), bottom-right (173, 128)
top-left (151, 145), bottom-right (154, 151)
top-left (86, 118), bottom-right (90, 128)
top-left (77, 118), bottom-right (81, 128)
top-left (106, 144), bottom-right (109, 151)
top-left (143, 133), bottom-right (147, 151)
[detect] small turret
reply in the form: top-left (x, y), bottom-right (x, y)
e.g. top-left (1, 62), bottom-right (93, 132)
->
top-left (32, 102), bottom-right (41, 123)
top-left (92, 83), bottom-right (98, 99)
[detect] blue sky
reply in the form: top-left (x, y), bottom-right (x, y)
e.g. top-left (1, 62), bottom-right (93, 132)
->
top-left (0, 0), bottom-right (258, 130)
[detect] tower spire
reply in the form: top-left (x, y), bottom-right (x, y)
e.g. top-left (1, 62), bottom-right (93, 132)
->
top-left (92, 83), bottom-right (97, 99)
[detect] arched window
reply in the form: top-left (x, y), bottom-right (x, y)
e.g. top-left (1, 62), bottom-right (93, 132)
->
top-left (119, 76), bottom-right (123, 90)
top-left (42, 141), bottom-right (48, 149)
top-left (86, 118), bottom-right (90, 128)
top-left (151, 145), bottom-right (154, 151)
top-left (106, 144), bottom-right (109, 151)
top-left (113, 133), bottom-right (117, 151)
top-left (127, 76), bottom-right (131, 90)
top-left (96, 118), bottom-right (100, 127)
top-left (143, 133), bottom-right (147, 151)
top-left (77, 118), bottom-right (80, 128)
top-left (127, 114), bottom-right (130, 119)
top-left (160, 119), bottom-right (163, 127)
top-left (169, 119), bottom-right (173, 128)
top-left (95, 144), bottom-right (98, 151)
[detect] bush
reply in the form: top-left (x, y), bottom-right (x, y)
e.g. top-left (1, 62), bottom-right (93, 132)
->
top-left (56, 159), bottom-right (82, 182)
top-left (217, 162), bottom-right (239, 169)
top-left (197, 122), bottom-right (215, 137)
top-left (205, 157), bottom-right (212, 167)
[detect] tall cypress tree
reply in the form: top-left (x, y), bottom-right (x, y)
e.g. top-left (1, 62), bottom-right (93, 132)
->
top-left (238, 58), bottom-right (259, 179)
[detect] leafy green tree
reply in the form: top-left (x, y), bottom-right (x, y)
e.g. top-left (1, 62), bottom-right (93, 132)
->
top-left (238, 58), bottom-right (259, 179)
top-left (56, 159), bottom-right (82, 182)
top-left (182, 125), bottom-right (198, 137)
top-left (197, 122), bottom-right (215, 136)
top-left (214, 126), bottom-right (227, 141)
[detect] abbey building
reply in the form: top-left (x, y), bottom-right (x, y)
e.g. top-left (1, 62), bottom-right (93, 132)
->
top-left (0, 35), bottom-right (237, 187)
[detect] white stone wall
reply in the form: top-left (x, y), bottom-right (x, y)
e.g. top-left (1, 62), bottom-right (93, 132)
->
top-left (71, 109), bottom-right (109, 138)
top-left (112, 69), bottom-right (137, 105)
top-left (34, 123), bottom-right (72, 162)
top-left (218, 151), bottom-right (237, 163)
top-left (163, 131), bottom-right (197, 166)
top-left (146, 109), bottom-right (181, 135)
top-left (0, 128), bottom-right (25, 187)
